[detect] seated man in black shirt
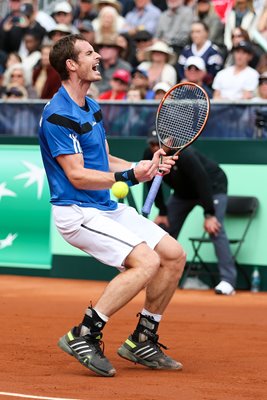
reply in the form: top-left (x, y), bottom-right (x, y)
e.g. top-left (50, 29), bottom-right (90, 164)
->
top-left (144, 130), bottom-right (236, 295)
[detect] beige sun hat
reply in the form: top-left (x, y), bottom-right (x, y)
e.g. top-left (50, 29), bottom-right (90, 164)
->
top-left (144, 41), bottom-right (176, 64)
top-left (94, 0), bottom-right (122, 14)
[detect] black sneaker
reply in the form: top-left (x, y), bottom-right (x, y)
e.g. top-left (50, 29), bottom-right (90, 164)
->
top-left (117, 334), bottom-right (183, 370)
top-left (58, 327), bottom-right (116, 377)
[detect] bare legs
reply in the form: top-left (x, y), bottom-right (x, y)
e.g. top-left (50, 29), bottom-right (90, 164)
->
top-left (95, 235), bottom-right (186, 317)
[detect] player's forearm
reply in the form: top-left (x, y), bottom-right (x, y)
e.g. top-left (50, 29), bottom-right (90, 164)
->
top-left (68, 168), bottom-right (116, 190)
top-left (108, 154), bottom-right (132, 172)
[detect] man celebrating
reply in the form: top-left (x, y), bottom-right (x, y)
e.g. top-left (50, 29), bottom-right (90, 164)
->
top-left (38, 34), bottom-right (185, 377)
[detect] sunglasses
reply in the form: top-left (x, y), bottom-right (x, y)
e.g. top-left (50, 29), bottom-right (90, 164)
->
top-left (232, 33), bottom-right (244, 38)
top-left (6, 90), bottom-right (23, 97)
top-left (11, 74), bottom-right (23, 78)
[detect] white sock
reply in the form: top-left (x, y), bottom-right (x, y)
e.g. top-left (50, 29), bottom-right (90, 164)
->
top-left (141, 308), bottom-right (162, 322)
top-left (93, 308), bottom-right (109, 322)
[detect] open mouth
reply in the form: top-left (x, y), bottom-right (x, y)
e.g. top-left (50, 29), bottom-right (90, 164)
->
top-left (92, 63), bottom-right (99, 72)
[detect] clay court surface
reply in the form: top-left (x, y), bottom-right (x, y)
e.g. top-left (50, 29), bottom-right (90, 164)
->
top-left (0, 275), bottom-right (266, 400)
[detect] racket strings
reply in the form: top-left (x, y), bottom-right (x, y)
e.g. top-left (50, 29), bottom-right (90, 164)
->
top-left (157, 85), bottom-right (209, 149)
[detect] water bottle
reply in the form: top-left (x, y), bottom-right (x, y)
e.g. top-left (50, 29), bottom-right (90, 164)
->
top-left (251, 267), bottom-right (261, 292)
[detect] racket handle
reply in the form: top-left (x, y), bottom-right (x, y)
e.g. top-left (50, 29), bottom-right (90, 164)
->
top-left (142, 174), bottom-right (163, 217)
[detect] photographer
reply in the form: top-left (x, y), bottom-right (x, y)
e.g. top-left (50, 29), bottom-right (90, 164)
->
top-left (0, 1), bottom-right (46, 55)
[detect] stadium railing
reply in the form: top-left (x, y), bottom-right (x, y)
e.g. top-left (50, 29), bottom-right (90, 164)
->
top-left (0, 99), bottom-right (267, 138)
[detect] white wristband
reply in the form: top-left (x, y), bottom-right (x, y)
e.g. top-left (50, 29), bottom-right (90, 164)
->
top-left (131, 162), bottom-right (138, 168)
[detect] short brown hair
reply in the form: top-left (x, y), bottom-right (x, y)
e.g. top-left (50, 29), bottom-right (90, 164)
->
top-left (49, 34), bottom-right (88, 81)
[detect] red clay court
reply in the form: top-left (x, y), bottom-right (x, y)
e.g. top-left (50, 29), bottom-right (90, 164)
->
top-left (1, 275), bottom-right (266, 400)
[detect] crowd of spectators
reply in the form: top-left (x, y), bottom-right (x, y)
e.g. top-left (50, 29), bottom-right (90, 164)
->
top-left (0, 0), bottom-right (267, 103)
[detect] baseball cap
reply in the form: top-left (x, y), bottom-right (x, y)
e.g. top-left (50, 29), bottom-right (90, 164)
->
top-left (112, 69), bottom-right (131, 84)
top-left (20, 3), bottom-right (34, 17)
top-left (131, 68), bottom-right (148, 78)
top-left (153, 82), bottom-right (171, 93)
top-left (233, 40), bottom-right (254, 54)
top-left (53, 1), bottom-right (72, 14)
top-left (185, 56), bottom-right (206, 71)
top-left (48, 23), bottom-right (72, 37)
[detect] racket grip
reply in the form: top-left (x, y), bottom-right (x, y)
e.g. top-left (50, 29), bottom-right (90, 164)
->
top-left (142, 174), bottom-right (163, 217)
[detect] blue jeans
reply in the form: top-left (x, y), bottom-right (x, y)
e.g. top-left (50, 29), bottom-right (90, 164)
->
top-left (167, 193), bottom-right (237, 287)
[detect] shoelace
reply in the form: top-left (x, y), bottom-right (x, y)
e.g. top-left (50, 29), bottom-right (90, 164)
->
top-left (84, 332), bottom-right (106, 358)
top-left (142, 329), bottom-right (169, 351)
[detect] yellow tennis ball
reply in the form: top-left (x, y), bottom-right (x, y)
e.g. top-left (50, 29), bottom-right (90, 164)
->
top-left (111, 181), bottom-right (129, 199)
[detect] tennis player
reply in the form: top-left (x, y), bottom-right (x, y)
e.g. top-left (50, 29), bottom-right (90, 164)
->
top-left (38, 34), bottom-right (186, 377)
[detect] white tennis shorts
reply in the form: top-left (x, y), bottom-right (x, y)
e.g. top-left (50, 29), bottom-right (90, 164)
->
top-left (52, 203), bottom-right (167, 270)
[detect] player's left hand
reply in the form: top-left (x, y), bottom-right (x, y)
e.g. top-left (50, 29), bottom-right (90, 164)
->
top-left (153, 148), bottom-right (178, 175)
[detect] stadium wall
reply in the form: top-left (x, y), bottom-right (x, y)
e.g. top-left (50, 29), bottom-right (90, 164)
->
top-left (0, 137), bottom-right (266, 290)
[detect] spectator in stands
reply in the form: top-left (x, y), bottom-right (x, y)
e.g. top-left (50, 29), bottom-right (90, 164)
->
top-left (77, 20), bottom-right (95, 44)
top-left (5, 52), bottom-right (22, 70)
top-left (0, 0), bottom-right (46, 55)
top-left (48, 23), bottom-right (72, 43)
top-left (0, 0), bottom-right (23, 54)
top-left (116, 32), bottom-right (137, 64)
top-left (131, 67), bottom-right (154, 98)
top-left (51, 1), bottom-right (79, 34)
top-left (94, 37), bottom-right (132, 93)
top-left (256, 52), bottom-right (267, 74)
top-left (98, 68), bottom-right (131, 99)
top-left (92, 5), bottom-right (124, 43)
top-left (122, 0), bottom-right (162, 36)
top-left (137, 40), bottom-right (177, 88)
top-left (3, 62), bottom-right (38, 98)
top-left (182, 55), bottom-right (213, 97)
top-left (224, 27), bottom-right (262, 69)
top-left (73, 0), bottom-right (98, 26)
top-left (95, 0), bottom-right (126, 29)
top-left (3, 82), bottom-right (28, 100)
top-left (126, 84), bottom-right (146, 100)
top-left (32, 44), bottom-right (61, 99)
top-left (152, 81), bottom-right (171, 100)
top-left (177, 21), bottom-right (224, 85)
top-left (212, 40), bottom-right (259, 100)
top-left (224, 0), bottom-right (258, 51)
top-left (253, 70), bottom-right (267, 99)
top-left (20, 30), bottom-right (42, 83)
top-left (155, 0), bottom-right (194, 55)
top-left (131, 29), bottom-right (153, 67)
top-left (252, 72), bottom-right (267, 138)
top-left (193, 0), bottom-right (225, 53)
top-left (27, 0), bottom-right (56, 32)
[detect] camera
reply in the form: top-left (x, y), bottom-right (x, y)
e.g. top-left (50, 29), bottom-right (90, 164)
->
top-left (11, 15), bottom-right (22, 24)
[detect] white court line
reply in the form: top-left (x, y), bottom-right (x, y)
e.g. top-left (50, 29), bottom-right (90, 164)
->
top-left (0, 393), bottom-right (81, 400)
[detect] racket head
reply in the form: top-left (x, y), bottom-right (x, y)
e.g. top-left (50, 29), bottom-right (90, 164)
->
top-left (155, 82), bottom-right (210, 152)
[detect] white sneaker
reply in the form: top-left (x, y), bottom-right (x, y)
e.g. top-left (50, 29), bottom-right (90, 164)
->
top-left (214, 281), bottom-right (236, 295)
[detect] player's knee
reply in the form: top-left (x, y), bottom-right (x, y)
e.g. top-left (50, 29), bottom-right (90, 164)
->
top-left (156, 236), bottom-right (186, 279)
top-left (125, 243), bottom-right (160, 281)
top-left (173, 246), bottom-right (187, 278)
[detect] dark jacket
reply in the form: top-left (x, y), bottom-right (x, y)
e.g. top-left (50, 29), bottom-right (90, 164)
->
top-left (143, 146), bottom-right (227, 216)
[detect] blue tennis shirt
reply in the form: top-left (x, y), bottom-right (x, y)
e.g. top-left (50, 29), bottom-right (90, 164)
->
top-left (38, 85), bottom-right (117, 211)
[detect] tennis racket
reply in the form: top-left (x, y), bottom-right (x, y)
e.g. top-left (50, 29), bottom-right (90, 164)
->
top-left (142, 82), bottom-right (210, 217)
